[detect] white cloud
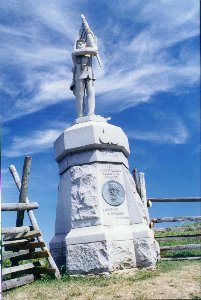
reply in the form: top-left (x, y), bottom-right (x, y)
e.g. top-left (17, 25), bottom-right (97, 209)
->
top-left (3, 119), bottom-right (70, 158)
top-left (1, 67), bottom-right (72, 122)
top-left (15, 79), bottom-right (69, 111)
top-left (28, 1), bottom-right (78, 41)
top-left (4, 129), bottom-right (64, 158)
top-left (127, 120), bottom-right (189, 144)
top-left (95, 60), bottom-right (199, 112)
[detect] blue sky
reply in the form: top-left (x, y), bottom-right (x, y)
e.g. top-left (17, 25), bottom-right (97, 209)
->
top-left (1, 0), bottom-right (200, 244)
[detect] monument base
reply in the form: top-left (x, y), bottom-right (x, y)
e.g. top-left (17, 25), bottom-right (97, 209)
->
top-left (50, 224), bottom-right (159, 273)
top-left (66, 224), bottom-right (159, 274)
top-left (50, 117), bottom-right (160, 273)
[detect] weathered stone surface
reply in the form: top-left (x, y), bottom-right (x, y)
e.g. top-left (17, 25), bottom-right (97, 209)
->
top-left (107, 240), bottom-right (136, 271)
top-left (67, 241), bottom-right (109, 274)
top-left (71, 165), bottom-right (100, 225)
top-left (67, 240), bottom-right (137, 274)
top-left (134, 238), bottom-right (160, 267)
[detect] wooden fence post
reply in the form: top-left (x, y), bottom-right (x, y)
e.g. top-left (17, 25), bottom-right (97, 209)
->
top-left (16, 156), bottom-right (32, 227)
top-left (132, 168), bottom-right (141, 196)
top-left (9, 164), bottom-right (61, 279)
top-left (139, 172), bottom-right (150, 224)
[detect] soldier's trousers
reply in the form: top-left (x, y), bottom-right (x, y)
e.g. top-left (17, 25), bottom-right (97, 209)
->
top-left (75, 78), bottom-right (95, 117)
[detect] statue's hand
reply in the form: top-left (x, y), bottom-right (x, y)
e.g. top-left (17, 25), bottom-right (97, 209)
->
top-left (73, 47), bottom-right (98, 56)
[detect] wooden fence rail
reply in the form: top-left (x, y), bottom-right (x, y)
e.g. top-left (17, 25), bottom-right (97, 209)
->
top-left (2, 226), bottom-right (32, 234)
top-left (1, 202), bottom-right (39, 211)
top-left (161, 256), bottom-right (201, 261)
top-left (160, 244), bottom-right (201, 251)
top-left (151, 196), bottom-right (201, 261)
top-left (148, 197), bottom-right (201, 202)
top-left (154, 226), bottom-right (201, 232)
top-left (156, 234), bottom-right (201, 241)
top-left (151, 216), bottom-right (201, 223)
top-left (2, 275), bottom-right (35, 291)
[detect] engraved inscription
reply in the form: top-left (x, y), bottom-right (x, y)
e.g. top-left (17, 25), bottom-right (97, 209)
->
top-left (100, 165), bottom-right (121, 180)
top-left (100, 150), bottom-right (119, 158)
top-left (102, 180), bottom-right (125, 206)
top-left (103, 207), bottom-right (129, 220)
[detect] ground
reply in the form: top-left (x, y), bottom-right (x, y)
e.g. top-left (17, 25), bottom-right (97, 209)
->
top-left (3, 260), bottom-right (201, 300)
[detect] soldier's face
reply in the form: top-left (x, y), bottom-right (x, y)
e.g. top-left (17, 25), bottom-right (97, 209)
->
top-left (77, 41), bottom-right (85, 49)
top-left (108, 183), bottom-right (119, 201)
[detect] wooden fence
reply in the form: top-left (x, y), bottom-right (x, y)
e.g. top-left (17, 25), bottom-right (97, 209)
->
top-left (149, 197), bottom-right (201, 260)
top-left (2, 157), bottom-right (60, 291)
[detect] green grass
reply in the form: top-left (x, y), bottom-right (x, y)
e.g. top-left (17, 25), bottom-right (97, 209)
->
top-left (3, 260), bottom-right (200, 300)
top-left (36, 259), bottom-right (199, 286)
top-left (155, 221), bottom-right (201, 238)
top-left (155, 221), bottom-right (201, 258)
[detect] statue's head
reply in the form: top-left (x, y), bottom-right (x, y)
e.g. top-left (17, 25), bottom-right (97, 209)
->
top-left (76, 39), bottom-right (86, 49)
top-left (108, 182), bottom-right (120, 202)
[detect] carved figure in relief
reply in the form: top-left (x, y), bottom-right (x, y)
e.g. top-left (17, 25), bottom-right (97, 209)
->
top-left (70, 15), bottom-right (102, 117)
top-left (108, 182), bottom-right (121, 202)
top-left (102, 180), bottom-right (125, 206)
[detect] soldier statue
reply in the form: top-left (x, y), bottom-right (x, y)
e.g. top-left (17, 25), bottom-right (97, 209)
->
top-left (70, 15), bottom-right (102, 117)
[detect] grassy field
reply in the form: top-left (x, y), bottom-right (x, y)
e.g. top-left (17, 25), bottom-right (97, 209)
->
top-left (3, 223), bottom-right (201, 300)
top-left (155, 222), bottom-right (201, 259)
top-left (3, 260), bottom-right (201, 300)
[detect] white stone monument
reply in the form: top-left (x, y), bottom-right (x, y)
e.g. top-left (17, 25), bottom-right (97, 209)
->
top-left (50, 16), bottom-right (160, 274)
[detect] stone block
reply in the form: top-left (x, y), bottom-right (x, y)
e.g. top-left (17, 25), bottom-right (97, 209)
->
top-left (58, 149), bottom-right (129, 174)
top-left (134, 238), bottom-right (160, 267)
top-left (67, 242), bottom-right (109, 274)
top-left (54, 120), bottom-right (130, 161)
top-left (66, 240), bottom-right (137, 274)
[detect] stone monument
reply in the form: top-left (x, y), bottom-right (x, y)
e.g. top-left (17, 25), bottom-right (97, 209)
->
top-left (50, 15), bottom-right (160, 274)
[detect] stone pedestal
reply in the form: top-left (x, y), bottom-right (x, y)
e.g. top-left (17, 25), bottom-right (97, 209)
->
top-left (50, 115), bottom-right (160, 273)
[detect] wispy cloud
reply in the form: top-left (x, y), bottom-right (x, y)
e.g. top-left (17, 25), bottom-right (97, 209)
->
top-left (3, 118), bottom-right (70, 158)
top-left (4, 129), bottom-right (63, 158)
top-left (127, 119), bottom-right (189, 144)
top-left (0, 0), bottom-right (199, 122)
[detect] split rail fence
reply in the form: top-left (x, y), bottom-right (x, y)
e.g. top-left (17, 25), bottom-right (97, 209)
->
top-left (149, 197), bottom-right (201, 260)
top-left (132, 168), bottom-right (201, 261)
top-left (2, 157), bottom-right (60, 291)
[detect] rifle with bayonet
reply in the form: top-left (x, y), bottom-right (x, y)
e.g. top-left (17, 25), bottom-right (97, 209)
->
top-left (80, 14), bottom-right (102, 67)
